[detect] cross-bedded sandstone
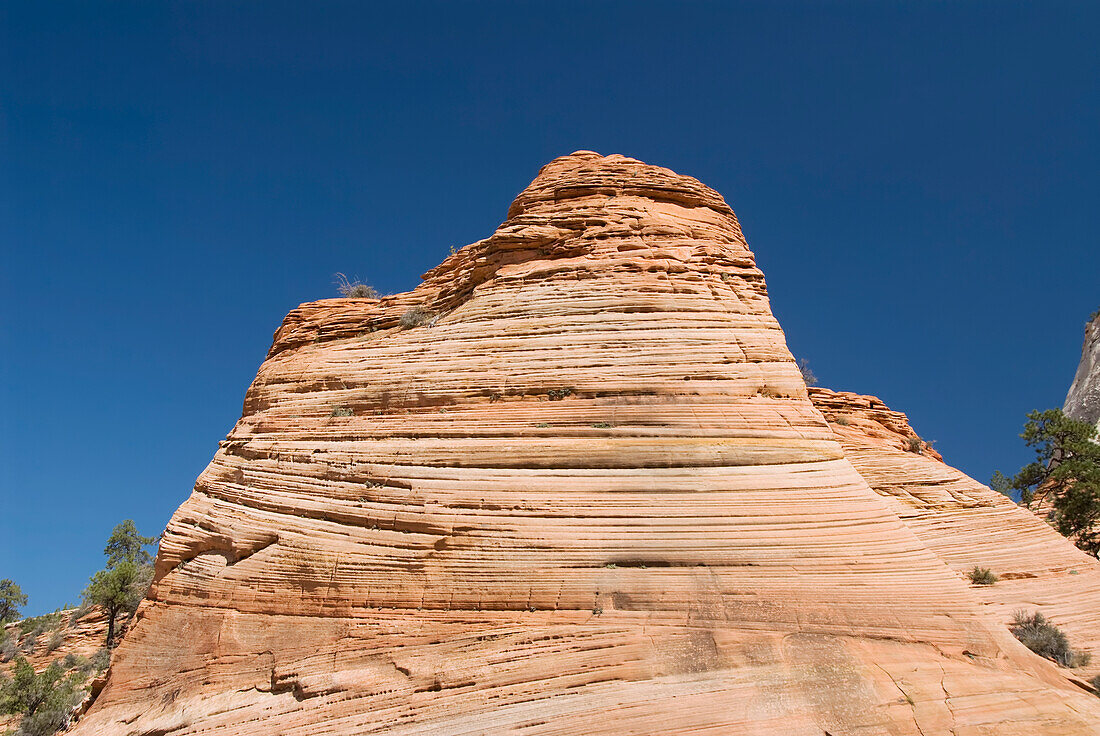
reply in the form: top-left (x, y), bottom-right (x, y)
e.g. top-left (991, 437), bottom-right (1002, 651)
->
top-left (72, 154), bottom-right (1100, 735)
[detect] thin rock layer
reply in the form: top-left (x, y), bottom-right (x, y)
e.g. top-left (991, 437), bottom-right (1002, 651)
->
top-left (74, 153), bottom-right (1100, 735)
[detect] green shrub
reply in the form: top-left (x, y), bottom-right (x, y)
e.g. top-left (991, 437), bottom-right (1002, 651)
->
top-left (967, 567), bottom-right (998, 585)
top-left (18, 612), bottom-right (61, 640)
top-left (0, 657), bottom-right (85, 736)
top-left (1010, 610), bottom-right (1091, 667)
top-left (89, 648), bottom-right (110, 673)
top-left (45, 631), bottom-right (63, 654)
top-left (0, 631), bottom-right (15, 662)
top-left (330, 406), bottom-right (354, 417)
top-left (592, 422), bottom-right (612, 429)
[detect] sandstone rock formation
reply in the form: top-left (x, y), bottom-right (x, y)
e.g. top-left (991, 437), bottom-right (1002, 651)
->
top-left (1065, 310), bottom-right (1100, 430)
top-left (1, 607), bottom-right (113, 732)
top-left (810, 387), bottom-right (1100, 681)
top-left (73, 153), bottom-right (1100, 735)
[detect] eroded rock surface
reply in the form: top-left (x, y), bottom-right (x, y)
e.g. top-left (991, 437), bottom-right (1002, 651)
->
top-left (73, 154), bottom-right (1100, 735)
top-left (811, 387), bottom-right (1100, 682)
top-left (1065, 310), bottom-right (1100, 430)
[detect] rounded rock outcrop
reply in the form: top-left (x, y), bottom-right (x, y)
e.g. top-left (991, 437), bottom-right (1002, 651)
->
top-left (72, 155), bottom-right (1100, 735)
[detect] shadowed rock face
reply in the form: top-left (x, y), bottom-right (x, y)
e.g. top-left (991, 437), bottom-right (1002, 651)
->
top-left (73, 153), bottom-right (1100, 735)
top-left (1065, 311), bottom-right (1100, 429)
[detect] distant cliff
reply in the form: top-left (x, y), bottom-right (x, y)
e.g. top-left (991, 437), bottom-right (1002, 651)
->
top-left (1065, 310), bottom-right (1100, 429)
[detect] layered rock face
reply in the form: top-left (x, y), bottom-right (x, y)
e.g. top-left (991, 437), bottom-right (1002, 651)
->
top-left (74, 153), bottom-right (1100, 735)
top-left (811, 388), bottom-right (1100, 680)
top-left (1065, 311), bottom-right (1100, 429)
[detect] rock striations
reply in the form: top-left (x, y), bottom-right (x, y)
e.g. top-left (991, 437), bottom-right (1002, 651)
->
top-left (74, 153), bottom-right (1100, 735)
top-left (1065, 310), bottom-right (1100, 430)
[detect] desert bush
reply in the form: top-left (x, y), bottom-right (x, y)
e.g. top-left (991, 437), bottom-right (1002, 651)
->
top-left (1010, 610), bottom-right (1091, 667)
top-left (1, 631), bottom-right (16, 661)
top-left (967, 567), bottom-right (998, 585)
top-left (399, 306), bottom-right (434, 328)
top-left (905, 436), bottom-right (923, 454)
top-left (18, 612), bottom-right (61, 640)
top-left (330, 406), bottom-right (354, 417)
top-left (67, 604), bottom-right (90, 627)
top-left (89, 648), bottom-right (110, 673)
top-left (1091, 673), bottom-right (1100, 697)
top-left (334, 273), bottom-right (379, 299)
top-left (547, 388), bottom-right (573, 401)
top-left (0, 657), bottom-right (85, 736)
top-left (835, 416), bottom-right (851, 426)
top-left (45, 631), bottom-right (63, 654)
top-left (797, 359), bottom-right (817, 387)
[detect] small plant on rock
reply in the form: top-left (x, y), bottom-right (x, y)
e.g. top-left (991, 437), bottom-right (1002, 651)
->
top-left (967, 567), bottom-right (998, 585)
top-left (905, 436), bottom-right (923, 454)
top-left (797, 359), bottom-right (817, 387)
top-left (334, 273), bottom-right (379, 299)
top-left (330, 406), bottom-right (354, 417)
top-left (399, 306), bottom-right (435, 328)
top-left (1009, 610), bottom-right (1091, 667)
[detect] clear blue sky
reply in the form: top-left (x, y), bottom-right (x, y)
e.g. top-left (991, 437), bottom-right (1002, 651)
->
top-left (2, 1), bottom-right (1097, 616)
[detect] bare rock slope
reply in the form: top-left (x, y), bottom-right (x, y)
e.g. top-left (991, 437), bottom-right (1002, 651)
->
top-left (1065, 310), bottom-right (1100, 430)
top-left (810, 387), bottom-right (1100, 681)
top-left (74, 153), bottom-right (1100, 735)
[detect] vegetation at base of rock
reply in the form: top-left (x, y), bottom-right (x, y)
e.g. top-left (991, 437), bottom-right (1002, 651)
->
top-left (399, 306), bottom-right (434, 328)
top-left (835, 416), bottom-right (850, 425)
top-left (797, 358), bottom-right (817, 387)
top-left (0, 580), bottom-right (27, 625)
top-left (44, 631), bottom-right (63, 654)
top-left (1003, 409), bottom-right (1100, 556)
top-left (81, 521), bottom-right (156, 647)
top-left (334, 272), bottom-right (379, 299)
top-left (1010, 610), bottom-right (1091, 667)
top-left (967, 567), bottom-right (998, 585)
top-left (0, 631), bottom-right (16, 662)
top-left (330, 406), bottom-right (354, 417)
top-left (18, 612), bottom-right (62, 640)
top-left (0, 657), bottom-right (85, 736)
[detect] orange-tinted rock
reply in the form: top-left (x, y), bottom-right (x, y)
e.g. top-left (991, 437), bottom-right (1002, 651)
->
top-left (811, 386), bottom-right (1100, 681)
top-left (73, 154), bottom-right (1100, 735)
top-left (1, 607), bottom-right (114, 732)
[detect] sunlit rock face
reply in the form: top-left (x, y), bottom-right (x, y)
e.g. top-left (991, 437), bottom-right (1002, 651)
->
top-left (73, 154), bottom-right (1100, 735)
top-left (810, 387), bottom-right (1100, 682)
top-left (1065, 311), bottom-right (1100, 430)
